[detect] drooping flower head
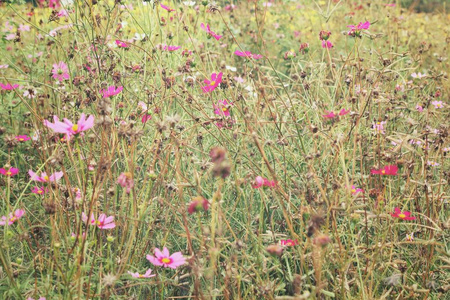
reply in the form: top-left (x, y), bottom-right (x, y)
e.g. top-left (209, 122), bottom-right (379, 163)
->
top-left (146, 247), bottom-right (186, 269)
top-left (371, 165), bottom-right (398, 176)
top-left (0, 167), bottom-right (19, 177)
top-left (0, 83), bottom-right (20, 90)
top-left (280, 239), bottom-right (298, 247)
top-left (202, 72), bottom-right (222, 93)
top-left (252, 176), bottom-right (276, 188)
top-left (0, 209), bottom-right (25, 225)
top-left (29, 170), bottom-right (64, 183)
top-left (115, 40), bottom-right (129, 48)
top-left (347, 21), bottom-right (370, 37)
top-left (52, 61), bottom-right (69, 81)
top-left (390, 207), bottom-right (416, 221)
top-left (351, 185), bottom-right (364, 195)
top-left (200, 23), bottom-right (222, 40)
top-left (188, 196), bottom-right (210, 215)
top-left (100, 85), bottom-right (123, 98)
top-left (128, 269), bottom-right (156, 278)
top-left (117, 172), bottom-right (134, 194)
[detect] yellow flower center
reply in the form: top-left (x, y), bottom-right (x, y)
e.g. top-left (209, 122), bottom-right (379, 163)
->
top-left (139, 274), bottom-right (144, 278)
top-left (44, 175), bottom-right (49, 181)
top-left (10, 216), bottom-right (17, 222)
top-left (210, 81), bottom-right (216, 86)
top-left (6, 171), bottom-right (12, 175)
top-left (381, 170), bottom-right (385, 174)
top-left (398, 213), bottom-right (405, 218)
top-left (19, 138), bottom-right (24, 141)
top-left (161, 258), bottom-right (171, 264)
top-left (351, 189), bottom-right (356, 193)
top-left (222, 107), bottom-right (228, 112)
top-left (72, 124), bottom-right (79, 132)
top-left (38, 190), bottom-right (43, 194)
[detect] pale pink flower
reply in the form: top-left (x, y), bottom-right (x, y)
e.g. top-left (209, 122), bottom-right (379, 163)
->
top-left (117, 172), bottom-right (134, 193)
top-left (52, 61), bottom-right (69, 81)
top-left (160, 3), bottom-right (175, 12)
top-left (96, 214), bottom-right (116, 229)
top-left (44, 113), bottom-right (94, 139)
top-left (28, 170), bottom-right (63, 183)
top-left (146, 247), bottom-right (186, 269)
top-left (128, 269), bottom-right (156, 278)
top-left (372, 121), bottom-right (387, 134)
top-left (431, 101), bottom-right (444, 109)
top-left (18, 24), bottom-right (31, 32)
top-left (213, 100), bottom-right (233, 117)
top-left (411, 72), bottom-right (426, 79)
top-left (416, 104), bottom-right (423, 112)
top-left (0, 209), bottom-right (25, 225)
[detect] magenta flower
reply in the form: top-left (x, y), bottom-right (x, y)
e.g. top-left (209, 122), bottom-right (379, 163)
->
top-left (0, 83), bottom-right (20, 90)
top-left (251, 176), bottom-right (276, 188)
top-left (28, 170), bottom-right (63, 183)
top-left (390, 207), bottom-right (416, 221)
top-left (200, 23), bottom-right (222, 40)
top-left (128, 269), bottom-right (156, 278)
top-left (323, 111), bottom-right (336, 119)
top-left (0, 209), bottom-right (25, 226)
top-left (280, 239), bottom-right (298, 246)
top-left (0, 167), bottom-right (19, 177)
top-left (370, 165), bottom-right (398, 176)
top-left (234, 50), bottom-right (263, 59)
top-left (351, 185), bottom-right (364, 195)
top-left (339, 109), bottom-right (350, 116)
top-left (321, 40), bottom-right (333, 49)
top-left (15, 135), bottom-right (31, 142)
top-left (52, 61), bottom-right (69, 81)
top-left (213, 100), bottom-right (233, 117)
top-left (44, 113), bottom-right (95, 139)
top-left (146, 247), bottom-right (186, 269)
top-left (115, 40), bottom-right (129, 48)
top-left (31, 186), bottom-right (47, 195)
top-left (162, 45), bottom-right (181, 51)
top-left (100, 85), bottom-right (123, 98)
top-left (82, 212), bottom-right (96, 225)
top-left (160, 3), bottom-right (175, 12)
top-left (202, 72), bottom-right (222, 93)
top-left (96, 214), bottom-right (116, 229)
top-left (347, 21), bottom-right (370, 37)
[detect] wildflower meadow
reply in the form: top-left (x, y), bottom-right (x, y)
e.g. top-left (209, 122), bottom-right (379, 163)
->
top-left (0, 0), bottom-right (449, 299)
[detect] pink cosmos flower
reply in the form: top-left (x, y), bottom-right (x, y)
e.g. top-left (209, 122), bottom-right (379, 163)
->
top-left (339, 109), bottom-right (350, 116)
top-left (0, 209), bottom-right (25, 225)
top-left (202, 72), bottom-right (222, 93)
top-left (390, 207), bottom-right (416, 220)
top-left (44, 113), bottom-right (95, 139)
top-left (280, 239), bottom-right (298, 246)
top-left (82, 212), bottom-right (116, 229)
top-left (252, 176), bottom-right (276, 188)
top-left (200, 23), bottom-right (222, 40)
top-left (29, 170), bottom-right (64, 183)
top-left (31, 186), bottom-right (47, 195)
top-left (162, 45), bottom-right (181, 51)
top-left (128, 269), bottom-right (156, 278)
top-left (188, 196), bottom-right (210, 215)
top-left (0, 83), bottom-right (20, 90)
top-left (0, 167), bottom-right (19, 177)
top-left (431, 101), bottom-right (444, 109)
top-left (323, 111), bottom-right (336, 119)
top-left (386, 3), bottom-right (396, 7)
top-left (347, 21), bottom-right (370, 37)
top-left (372, 121), bottom-right (387, 134)
top-left (96, 214), bottom-right (116, 229)
top-left (351, 185), bottom-right (364, 195)
top-left (234, 50), bottom-right (263, 59)
top-left (117, 172), bottom-right (134, 193)
top-left (160, 3), bottom-right (175, 12)
top-left (100, 85), bottom-right (123, 98)
top-left (52, 61), bottom-right (69, 81)
top-left (15, 135), bottom-right (31, 142)
top-left (18, 24), bottom-right (30, 32)
top-left (321, 40), bottom-right (333, 49)
top-left (115, 40), bottom-right (129, 48)
top-left (370, 165), bottom-right (398, 176)
top-left (416, 104), bottom-right (423, 112)
top-left (146, 247), bottom-right (186, 269)
top-left (213, 100), bottom-right (233, 117)
top-left (427, 161), bottom-right (439, 167)
top-left (411, 72), bottom-right (426, 79)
